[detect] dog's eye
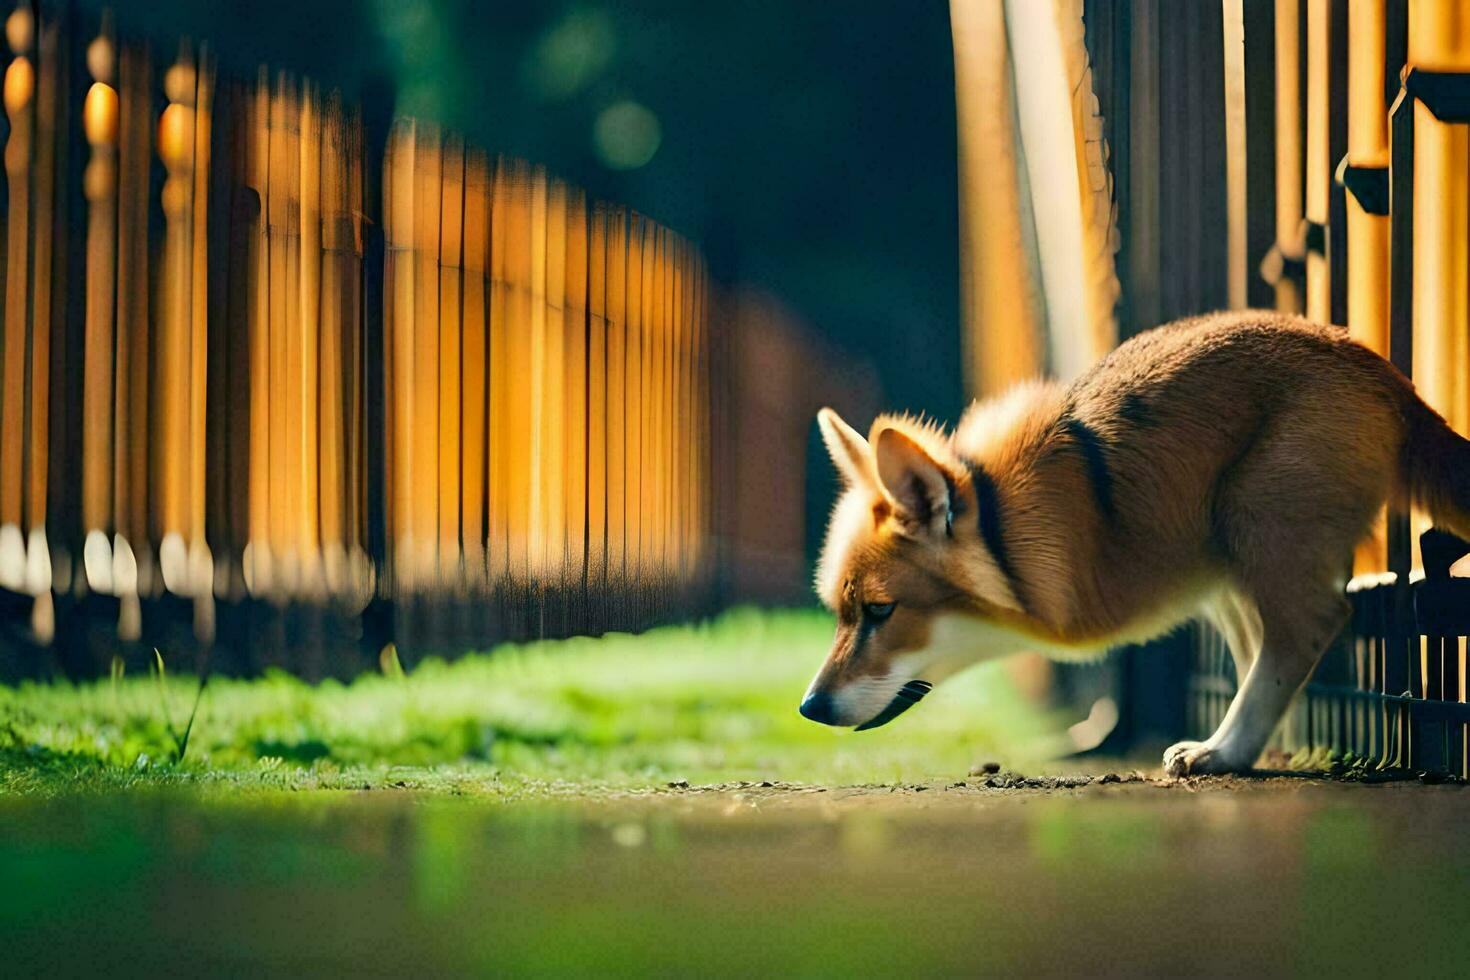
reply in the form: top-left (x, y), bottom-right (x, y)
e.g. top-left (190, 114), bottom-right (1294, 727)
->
top-left (863, 601), bottom-right (896, 621)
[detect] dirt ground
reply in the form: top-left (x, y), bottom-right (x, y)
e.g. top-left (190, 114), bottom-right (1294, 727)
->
top-left (4, 766), bottom-right (1468, 977)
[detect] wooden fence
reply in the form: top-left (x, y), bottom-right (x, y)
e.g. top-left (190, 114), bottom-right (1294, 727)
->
top-left (0, 5), bottom-right (723, 677)
top-left (1071, 1), bottom-right (1470, 774)
top-left (1163, 0), bottom-right (1470, 775)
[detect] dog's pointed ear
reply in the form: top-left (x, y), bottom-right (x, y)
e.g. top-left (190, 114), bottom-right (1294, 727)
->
top-left (817, 408), bottom-right (874, 488)
top-left (873, 426), bottom-right (953, 536)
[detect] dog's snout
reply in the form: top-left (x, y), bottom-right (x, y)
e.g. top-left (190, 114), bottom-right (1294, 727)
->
top-left (799, 691), bottom-right (838, 726)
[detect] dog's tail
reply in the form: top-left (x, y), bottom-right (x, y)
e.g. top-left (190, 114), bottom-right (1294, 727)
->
top-left (1400, 393), bottom-right (1470, 542)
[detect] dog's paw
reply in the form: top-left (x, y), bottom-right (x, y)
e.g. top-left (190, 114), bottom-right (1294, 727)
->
top-left (1162, 740), bottom-right (1241, 778)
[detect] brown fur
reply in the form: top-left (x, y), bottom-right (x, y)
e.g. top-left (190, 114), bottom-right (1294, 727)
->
top-left (807, 311), bottom-right (1470, 774)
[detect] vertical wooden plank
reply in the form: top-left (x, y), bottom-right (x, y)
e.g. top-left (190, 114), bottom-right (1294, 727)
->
top-left (623, 213), bottom-right (642, 582)
top-left (563, 187), bottom-right (588, 585)
top-left (602, 206), bottom-right (624, 584)
top-left (670, 237), bottom-right (684, 576)
top-left (667, 233), bottom-right (680, 575)
top-left (1, 17), bottom-right (35, 581)
top-left (190, 53), bottom-right (213, 583)
top-left (1274, 0), bottom-right (1304, 312)
top-left (157, 50), bottom-right (194, 592)
top-left (411, 125), bottom-right (441, 581)
top-left (541, 177), bottom-right (566, 581)
top-left (487, 156), bottom-right (509, 580)
top-left (1198, 2), bottom-right (1231, 313)
top-left (952, 0), bottom-right (1044, 379)
top-left (695, 257), bottom-right (710, 581)
top-left (1346, 0), bottom-right (1389, 352)
top-left (1327, 0), bottom-right (1348, 326)
top-left (502, 159), bottom-right (533, 580)
top-left (48, 12), bottom-right (83, 615)
top-left (317, 94), bottom-right (346, 590)
top-left (460, 149), bottom-right (489, 581)
top-left (298, 82), bottom-right (322, 589)
top-left (1157, 1), bottom-right (1186, 319)
top-left (648, 225), bottom-right (664, 577)
top-left (668, 233), bottom-right (681, 576)
top-left (1408, 0), bottom-right (1470, 439)
top-left (685, 251), bottom-right (697, 581)
top-left (387, 120), bottom-right (417, 588)
top-left (208, 81), bottom-right (250, 580)
top-left (345, 103), bottom-right (367, 572)
top-left (27, 18), bottom-right (56, 566)
top-left (1347, 0), bottom-right (1390, 573)
top-left (683, 246), bottom-right (696, 578)
top-left (266, 76), bottom-right (289, 571)
top-left (438, 135), bottom-right (464, 571)
top-left (1244, 0), bottom-right (1278, 310)
top-left (282, 78), bottom-right (303, 587)
top-left (1223, 0), bottom-right (1249, 309)
top-left (585, 203), bottom-right (607, 586)
top-left (1386, 51), bottom-right (1412, 582)
top-left (1305, 0), bottom-right (1332, 322)
top-left (246, 69), bottom-right (270, 589)
top-left (1384, 81), bottom-right (1415, 759)
top-left (82, 32), bottom-right (118, 571)
top-left (639, 218), bottom-right (657, 579)
top-left (120, 42), bottom-right (151, 601)
top-left (526, 166), bottom-right (548, 579)
top-left (1129, 0), bottom-right (1161, 330)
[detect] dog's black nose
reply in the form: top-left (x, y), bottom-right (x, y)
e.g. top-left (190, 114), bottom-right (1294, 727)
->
top-left (799, 691), bottom-right (837, 725)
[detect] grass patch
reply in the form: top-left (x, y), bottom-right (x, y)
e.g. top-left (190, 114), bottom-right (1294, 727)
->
top-left (0, 607), bottom-right (1060, 796)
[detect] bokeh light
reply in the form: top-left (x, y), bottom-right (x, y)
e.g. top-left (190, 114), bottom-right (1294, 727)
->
top-left (593, 99), bottom-right (660, 170)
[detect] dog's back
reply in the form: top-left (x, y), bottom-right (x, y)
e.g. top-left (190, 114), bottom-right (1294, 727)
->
top-left (956, 310), bottom-right (1460, 643)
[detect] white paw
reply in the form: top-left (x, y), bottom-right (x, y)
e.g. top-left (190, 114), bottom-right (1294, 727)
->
top-left (1162, 740), bottom-right (1245, 778)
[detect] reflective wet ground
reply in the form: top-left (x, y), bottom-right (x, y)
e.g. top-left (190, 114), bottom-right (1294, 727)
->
top-left (3, 776), bottom-right (1467, 976)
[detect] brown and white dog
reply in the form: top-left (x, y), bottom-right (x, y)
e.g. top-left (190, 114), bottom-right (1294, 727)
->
top-left (801, 311), bottom-right (1470, 775)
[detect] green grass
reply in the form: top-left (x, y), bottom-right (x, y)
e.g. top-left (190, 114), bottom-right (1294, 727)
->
top-left (0, 608), bottom-right (1058, 796)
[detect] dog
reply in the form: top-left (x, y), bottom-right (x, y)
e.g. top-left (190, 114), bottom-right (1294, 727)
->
top-left (801, 310), bottom-right (1470, 775)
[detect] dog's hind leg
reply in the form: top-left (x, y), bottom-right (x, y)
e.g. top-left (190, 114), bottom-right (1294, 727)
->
top-left (1202, 587), bottom-right (1263, 686)
top-left (1165, 413), bottom-right (1376, 776)
top-left (1166, 580), bottom-right (1347, 776)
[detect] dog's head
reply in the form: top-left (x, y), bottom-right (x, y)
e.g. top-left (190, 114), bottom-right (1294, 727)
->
top-left (801, 408), bottom-right (1030, 730)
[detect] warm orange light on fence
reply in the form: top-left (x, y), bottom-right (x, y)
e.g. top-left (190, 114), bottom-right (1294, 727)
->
top-left (1409, 0), bottom-right (1470, 436)
top-left (1273, 0), bottom-right (1303, 314)
top-left (1, 16), bottom-right (34, 594)
top-left (1347, 0), bottom-right (1390, 574)
top-left (383, 125), bottom-right (712, 591)
top-left (1304, 0), bottom-right (1332, 324)
top-left (157, 102), bottom-right (192, 169)
top-left (1346, 0), bottom-right (1388, 353)
top-left (3, 11), bottom-right (717, 651)
top-left (83, 81), bottom-right (117, 147)
top-left (3, 56), bottom-right (32, 113)
top-left (82, 31), bottom-right (118, 593)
